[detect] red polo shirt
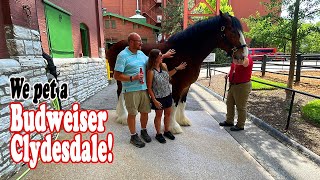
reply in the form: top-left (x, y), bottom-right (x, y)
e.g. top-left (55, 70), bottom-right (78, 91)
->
top-left (228, 56), bottom-right (253, 83)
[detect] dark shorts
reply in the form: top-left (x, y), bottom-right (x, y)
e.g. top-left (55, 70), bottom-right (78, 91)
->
top-left (151, 94), bottom-right (173, 110)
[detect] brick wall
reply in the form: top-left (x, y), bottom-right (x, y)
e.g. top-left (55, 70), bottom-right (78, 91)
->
top-left (104, 16), bottom-right (157, 45)
top-left (229, 0), bottom-right (271, 32)
top-left (37, 0), bottom-right (103, 58)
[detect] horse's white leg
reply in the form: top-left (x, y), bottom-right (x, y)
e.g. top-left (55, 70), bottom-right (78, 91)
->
top-left (176, 102), bottom-right (191, 126)
top-left (116, 93), bottom-right (128, 125)
top-left (170, 103), bottom-right (183, 134)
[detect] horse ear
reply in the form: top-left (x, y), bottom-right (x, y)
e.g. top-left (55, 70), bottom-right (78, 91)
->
top-left (219, 10), bottom-right (232, 25)
top-left (219, 10), bottom-right (228, 20)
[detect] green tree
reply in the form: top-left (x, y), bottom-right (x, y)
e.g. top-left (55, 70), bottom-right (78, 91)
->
top-left (243, 0), bottom-right (319, 98)
top-left (162, 0), bottom-right (234, 36)
top-left (162, 0), bottom-right (235, 63)
top-left (161, 0), bottom-right (184, 36)
top-left (198, 0), bottom-right (233, 16)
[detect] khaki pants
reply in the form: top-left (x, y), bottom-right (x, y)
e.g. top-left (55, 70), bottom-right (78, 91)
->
top-left (226, 81), bottom-right (252, 128)
top-left (124, 90), bottom-right (151, 115)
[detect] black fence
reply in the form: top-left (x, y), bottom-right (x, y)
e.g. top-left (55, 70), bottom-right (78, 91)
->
top-left (199, 59), bottom-right (320, 157)
top-left (200, 61), bottom-right (320, 130)
top-left (259, 54), bottom-right (320, 83)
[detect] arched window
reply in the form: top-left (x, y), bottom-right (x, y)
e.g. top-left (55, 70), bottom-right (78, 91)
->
top-left (80, 23), bottom-right (90, 57)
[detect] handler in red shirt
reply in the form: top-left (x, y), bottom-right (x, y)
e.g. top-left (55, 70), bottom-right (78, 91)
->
top-left (219, 55), bottom-right (253, 131)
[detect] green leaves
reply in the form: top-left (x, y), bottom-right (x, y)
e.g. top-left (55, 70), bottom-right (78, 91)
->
top-left (161, 0), bottom-right (235, 37)
top-left (243, 0), bottom-right (320, 53)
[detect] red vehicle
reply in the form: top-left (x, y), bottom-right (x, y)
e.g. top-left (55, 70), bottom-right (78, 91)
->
top-left (248, 48), bottom-right (276, 61)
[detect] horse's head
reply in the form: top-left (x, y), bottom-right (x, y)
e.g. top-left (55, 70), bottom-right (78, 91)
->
top-left (218, 11), bottom-right (248, 60)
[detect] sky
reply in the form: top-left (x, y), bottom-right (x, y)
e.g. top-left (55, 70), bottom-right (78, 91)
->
top-left (281, 1), bottom-right (320, 23)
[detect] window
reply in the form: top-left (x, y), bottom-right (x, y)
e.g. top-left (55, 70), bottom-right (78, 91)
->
top-left (133, 24), bottom-right (138, 29)
top-left (44, 3), bottom-right (74, 58)
top-left (142, 38), bottom-right (147, 44)
top-left (111, 20), bottom-right (116, 29)
top-left (105, 20), bottom-right (110, 29)
top-left (80, 23), bottom-right (90, 57)
top-left (105, 20), bottom-right (116, 29)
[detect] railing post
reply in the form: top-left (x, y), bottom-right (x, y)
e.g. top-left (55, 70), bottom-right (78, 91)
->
top-left (208, 62), bottom-right (211, 78)
top-left (206, 62), bottom-right (209, 78)
top-left (285, 91), bottom-right (296, 130)
top-left (261, 55), bottom-right (267, 77)
top-left (295, 53), bottom-right (302, 83)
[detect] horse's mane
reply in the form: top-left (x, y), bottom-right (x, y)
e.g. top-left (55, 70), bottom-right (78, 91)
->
top-left (167, 15), bottom-right (243, 51)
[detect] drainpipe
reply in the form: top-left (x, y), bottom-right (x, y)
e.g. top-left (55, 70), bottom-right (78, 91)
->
top-left (96, 0), bottom-right (105, 58)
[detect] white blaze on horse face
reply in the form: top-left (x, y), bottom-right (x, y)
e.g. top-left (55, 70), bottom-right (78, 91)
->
top-left (238, 30), bottom-right (248, 57)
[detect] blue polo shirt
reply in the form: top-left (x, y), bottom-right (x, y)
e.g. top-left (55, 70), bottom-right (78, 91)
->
top-left (114, 47), bottom-right (148, 93)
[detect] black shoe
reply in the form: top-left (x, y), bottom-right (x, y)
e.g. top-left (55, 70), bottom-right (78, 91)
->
top-left (141, 129), bottom-right (152, 143)
top-left (219, 121), bottom-right (234, 127)
top-left (164, 131), bottom-right (175, 140)
top-left (155, 134), bottom-right (166, 144)
top-left (230, 126), bottom-right (244, 131)
top-left (130, 134), bottom-right (145, 148)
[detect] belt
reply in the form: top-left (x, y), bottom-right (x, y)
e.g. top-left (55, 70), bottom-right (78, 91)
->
top-left (229, 81), bottom-right (250, 85)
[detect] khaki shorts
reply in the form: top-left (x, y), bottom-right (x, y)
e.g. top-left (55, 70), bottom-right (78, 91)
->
top-left (123, 90), bottom-right (151, 115)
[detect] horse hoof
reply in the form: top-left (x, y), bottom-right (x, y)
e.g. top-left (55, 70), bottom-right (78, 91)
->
top-left (178, 117), bottom-right (192, 126)
top-left (116, 116), bottom-right (127, 125)
top-left (170, 125), bottom-right (183, 134)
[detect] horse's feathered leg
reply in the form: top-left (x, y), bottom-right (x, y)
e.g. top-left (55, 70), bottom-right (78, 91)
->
top-left (170, 87), bottom-right (183, 134)
top-left (116, 93), bottom-right (128, 124)
top-left (115, 81), bottom-right (128, 124)
top-left (116, 80), bottom-right (122, 98)
top-left (176, 86), bottom-right (191, 126)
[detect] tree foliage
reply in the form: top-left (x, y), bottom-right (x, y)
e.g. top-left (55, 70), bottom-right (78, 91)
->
top-left (161, 0), bottom-right (184, 36)
top-left (161, 0), bottom-right (234, 63)
top-left (243, 0), bottom-right (320, 53)
top-left (243, 0), bottom-right (319, 98)
top-left (197, 0), bottom-right (233, 16)
top-left (162, 0), bottom-right (234, 36)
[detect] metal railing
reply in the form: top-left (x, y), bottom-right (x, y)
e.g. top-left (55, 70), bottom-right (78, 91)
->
top-left (203, 64), bottom-right (320, 130)
top-left (259, 54), bottom-right (320, 82)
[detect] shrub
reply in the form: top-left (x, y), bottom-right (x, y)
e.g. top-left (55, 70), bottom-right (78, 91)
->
top-left (302, 99), bottom-right (320, 124)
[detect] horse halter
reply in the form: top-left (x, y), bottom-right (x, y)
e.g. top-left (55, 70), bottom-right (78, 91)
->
top-left (220, 26), bottom-right (247, 57)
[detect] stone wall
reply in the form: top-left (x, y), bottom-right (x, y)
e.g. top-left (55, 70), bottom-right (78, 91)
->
top-left (0, 25), bottom-right (108, 179)
top-left (54, 58), bottom-right (108, 108)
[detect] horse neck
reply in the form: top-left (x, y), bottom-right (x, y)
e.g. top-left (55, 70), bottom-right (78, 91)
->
top-left (168, 27), bottom-right (220, 61)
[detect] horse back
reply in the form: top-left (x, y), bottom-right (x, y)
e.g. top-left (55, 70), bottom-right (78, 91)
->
top-left (106, 41), bottom-right (168, 72)
top-left (106, 40), bottom-right (128, 74)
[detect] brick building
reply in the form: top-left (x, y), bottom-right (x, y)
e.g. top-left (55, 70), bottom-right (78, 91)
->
top-left (229, 0), bottom-right (271, 32)
top-left (102, 0), bottom-right (162, 47)
top-left (102, 0), bottom-right (163, 26)
top-left (102, 0), bottom-right (273, 44)
top-left (103, 12), bottom-right (160, 49)
top-left (0, 0), bottom-right (107, 179)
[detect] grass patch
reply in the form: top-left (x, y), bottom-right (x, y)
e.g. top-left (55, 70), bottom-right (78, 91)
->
top-left (251, 76), bottom-right (287, 90)
top-left (302, 99), bottom-right (320, 124)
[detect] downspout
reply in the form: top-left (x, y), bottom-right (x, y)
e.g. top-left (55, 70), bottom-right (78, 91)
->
top-left (96, 0), bottom-right (105, 58)
top-left (120, 0), bottom-right (123, 15)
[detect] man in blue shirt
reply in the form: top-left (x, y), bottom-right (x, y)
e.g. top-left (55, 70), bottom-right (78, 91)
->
top-left (114, 32), bottom-right (175, 148)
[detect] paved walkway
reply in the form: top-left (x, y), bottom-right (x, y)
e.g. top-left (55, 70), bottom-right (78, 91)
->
top-left (13, 69), bottom-right (320, 180)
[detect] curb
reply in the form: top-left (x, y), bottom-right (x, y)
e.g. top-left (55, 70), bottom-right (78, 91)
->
top-left (195, 82), bottom-right (320, 166)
